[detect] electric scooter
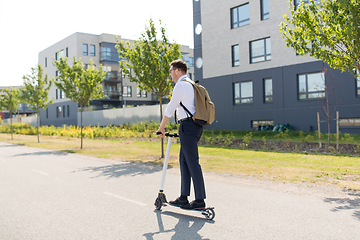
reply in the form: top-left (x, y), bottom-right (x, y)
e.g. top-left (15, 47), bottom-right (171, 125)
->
top-left (154, 132), bottom-right (215, 220)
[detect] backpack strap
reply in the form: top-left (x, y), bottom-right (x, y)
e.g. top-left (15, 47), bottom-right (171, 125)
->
top-left (179, 77), bottom-right (195, 119)
top-left (180, 102), bottom-right (193, 118)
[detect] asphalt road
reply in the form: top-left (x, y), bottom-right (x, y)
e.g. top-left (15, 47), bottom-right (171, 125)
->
top-left (1, 141), bottom-right (360, 239)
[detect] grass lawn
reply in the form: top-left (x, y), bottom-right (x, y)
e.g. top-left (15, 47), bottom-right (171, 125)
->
top-left (1, 133), bottom-right (360, 190)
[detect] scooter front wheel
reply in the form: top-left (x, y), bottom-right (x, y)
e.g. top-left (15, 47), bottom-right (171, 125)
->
top-left (154, 197), bottom-right (162, 210)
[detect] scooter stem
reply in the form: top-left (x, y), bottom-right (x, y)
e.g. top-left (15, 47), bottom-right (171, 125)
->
top-left (159, 136), bottom-right (173, 191)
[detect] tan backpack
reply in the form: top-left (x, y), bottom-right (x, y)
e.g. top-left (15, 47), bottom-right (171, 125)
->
top-left (180, 78), bottom-right (215, 126)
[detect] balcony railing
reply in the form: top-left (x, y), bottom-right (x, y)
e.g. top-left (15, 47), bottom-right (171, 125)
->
top-left (103, 89), bottom-right (122, 100)
top-left (103, 71), bottom-right (121, 82)
top-left (100, 51), bottom-right (121, 62)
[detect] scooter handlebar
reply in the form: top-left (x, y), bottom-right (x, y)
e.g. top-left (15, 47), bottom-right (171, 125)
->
top-left (156, 132), bottom-right (179, 138)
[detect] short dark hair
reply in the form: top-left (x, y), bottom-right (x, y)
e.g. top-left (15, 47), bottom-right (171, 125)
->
top-left (170, 59), bottom-right (188, 74)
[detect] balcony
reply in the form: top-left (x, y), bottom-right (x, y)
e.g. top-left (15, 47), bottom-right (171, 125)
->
top-left (103, 71), bottom-right (121, 82)
top-left (103, 89), bottom-right (122, 100)
top-left (100, 51), bottom-right (121, 62)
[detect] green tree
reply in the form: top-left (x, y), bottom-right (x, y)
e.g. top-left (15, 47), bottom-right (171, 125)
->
top-left (53, 56), bottom-right (106, 149)
top-left (280, 0), bottom-right (360, 78)
top-left (115, 18), bottom-right (181, 158)
top-left (0, 88), bottom-right (21, 140)
top-left (21, 64), bottom-right (53, 143)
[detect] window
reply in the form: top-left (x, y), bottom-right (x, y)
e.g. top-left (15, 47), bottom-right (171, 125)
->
top-left (339, 118), bottom-right (360, 127)
top-left (123, 86), bottom-right (132, 97)
top-left (67, 105), bottom-right (70, 117)
top-left (90, 45), bottom-right (95, 56)
top-left (264, 78), bottom-right (273, 102)
top-left (55, 50), bottom-right (64, 61)
top-left (231, 3), bottom-right (250, 29)
top-left (250, 37), bottom-right (271, 63)
top-left (66, 47), bottom-right (68, 57)
top-left (181, 53), bottom-right (194, 68)
top-left (234, 81), bottom-right (253, 104)
top-left (55, 70), bottom-right (60, 81)
top-left (57, 106), bottom-right (62, 118)
top-left (62, 106), bottom-right (65, 117)
top-left (356, 69), bottom-right (360, 96)
top-left (56, 89), bottom-right (58, 99)
top-left (260, 0), bottom-right (269, 20)
top-left (188, 57), bottom-right (194, 67)
top-left (232, 45), bottom-right (240, 67)
top-left (294, 0), bottom-right (320, 9)
top-left (252, 120), bottom-right (274, 128)
top-left (137, 87), bottom-right (141, 97)
top-left (101, 46), bottom-right (112, 60)
top-left (45, 58), bottom-right (47, 67)
top-left (60, 90), bottom-right (63, 99)
top-left (83, 44), bottom-right (88, 55)
top-left (143, 91), bottom-right (147, 98)
top-left (298, 72), bottom-right (325, 99)
top-left (46, 108), bottom-right (48, 119)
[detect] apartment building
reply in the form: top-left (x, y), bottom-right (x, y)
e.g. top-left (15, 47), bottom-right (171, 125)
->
top-left (38, 32), bottom-right (194, 127)
top-left (193, 0), bottom-right (360, 133)
top-left (0, 86), bottom-right (35, 119)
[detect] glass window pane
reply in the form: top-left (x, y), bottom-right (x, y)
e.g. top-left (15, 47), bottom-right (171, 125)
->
top-left (264, 78), bottom-right (273, 96)
top-left (232, 45), bottom-right (239, 67)
top-left (261, 0), bottom-right (269, 20)
top-left (307, 72), bottom-right (325, 92)
top-left (234, 83), bottom-right (240, 99)
top-left (239, 4), bottom-right (250, 26)
top-left (298, 75), bottom-right (306, 93)
top-left (299, 93), bottom-right (306, 99)
top-left (251, 40), bottom-right (265, 58)
top-left (90, 45), bottom-right (95, 56)
top-left (232, 8), bottom-right (238, 28)
top-left (83, 44), bottom-right (88, 55)
top-left (241, 81), bottom-right (253, 98)
top-left (308, 92), bottom-right (325, 98)
top-left (252, 56), bottom-right (265, 63)
top-left (265, 38), bottom-right (271, 55)
top-left (265, 96), bottom-right (273, 102)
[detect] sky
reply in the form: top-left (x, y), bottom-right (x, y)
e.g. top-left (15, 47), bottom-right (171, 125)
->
top-left (0, 0), bottom-right (194, 87)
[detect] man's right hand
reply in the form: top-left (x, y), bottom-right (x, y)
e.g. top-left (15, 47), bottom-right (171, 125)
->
top-left (156, 128), bottom-right (165, 138)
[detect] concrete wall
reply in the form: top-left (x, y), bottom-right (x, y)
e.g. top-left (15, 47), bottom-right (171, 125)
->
top-left (78, 104), bottom-right (171, 127)
top-left (3, 116), bottom-right (37, 126)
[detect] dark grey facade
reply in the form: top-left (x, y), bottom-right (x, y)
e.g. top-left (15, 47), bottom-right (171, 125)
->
top-left (204, 60), bottom-right (360, 133)
top-left (193, 0), bottom-right (360, 134)
top-left (39, 101), bottom-right (78, 127)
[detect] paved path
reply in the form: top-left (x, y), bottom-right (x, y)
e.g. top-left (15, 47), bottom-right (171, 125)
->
top-left (0, 142), bottom-right (359, 239)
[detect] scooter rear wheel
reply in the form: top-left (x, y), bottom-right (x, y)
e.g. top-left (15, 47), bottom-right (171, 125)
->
top-left (204, 208), bottom-right (215, 220)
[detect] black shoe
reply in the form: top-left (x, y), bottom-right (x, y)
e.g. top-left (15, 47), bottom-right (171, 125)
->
top-left (169, 197), bottom-right (189, 206)
top-left (180, 200), bottom-right (205, 210)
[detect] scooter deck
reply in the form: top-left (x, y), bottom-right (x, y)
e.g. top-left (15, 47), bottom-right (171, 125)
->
top-left (159, 202), bottom-right (215, 220)
top-left (165, 202), bottom-right (214, 211)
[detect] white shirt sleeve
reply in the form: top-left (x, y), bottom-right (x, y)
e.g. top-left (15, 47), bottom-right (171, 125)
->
top-left (164, 82), bottom-right (183, 118)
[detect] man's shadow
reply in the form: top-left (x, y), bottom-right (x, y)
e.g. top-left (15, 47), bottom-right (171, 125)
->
top-left (143, 210), bottom-right (214, 239)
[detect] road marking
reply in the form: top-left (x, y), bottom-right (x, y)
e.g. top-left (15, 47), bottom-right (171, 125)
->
top-left (103, 192), bottom-right (146, 206)
top-left (31, 169), bottom-right (50, 176)
top-left (0, 157), bottom-right (7, 162)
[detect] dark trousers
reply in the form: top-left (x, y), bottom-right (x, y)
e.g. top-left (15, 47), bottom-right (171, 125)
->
top-left (179, 118), bottom-right (206, 200)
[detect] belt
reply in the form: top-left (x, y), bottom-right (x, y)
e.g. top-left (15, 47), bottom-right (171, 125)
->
top-left (178, 117), bottom-right (192, 123)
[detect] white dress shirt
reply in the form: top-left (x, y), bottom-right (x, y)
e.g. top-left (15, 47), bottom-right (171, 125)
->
top-left (164, 75), bottom-right (195, 120)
